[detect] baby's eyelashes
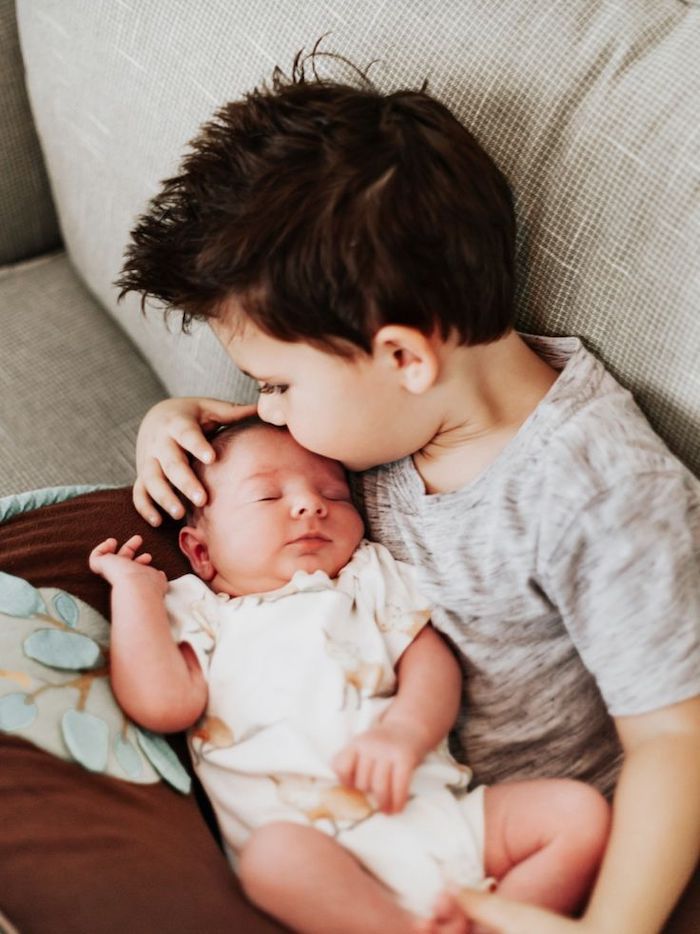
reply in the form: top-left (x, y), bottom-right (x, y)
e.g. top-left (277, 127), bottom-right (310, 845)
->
top-left (257, 382), bottom-right (289, 395)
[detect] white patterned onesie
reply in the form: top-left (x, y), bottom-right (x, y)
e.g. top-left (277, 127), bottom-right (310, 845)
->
top-left (165, 539), bottom-right (487, 917)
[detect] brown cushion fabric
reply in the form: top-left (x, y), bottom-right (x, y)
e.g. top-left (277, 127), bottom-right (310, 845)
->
top-left (0, 486), bottom-right (286, 933)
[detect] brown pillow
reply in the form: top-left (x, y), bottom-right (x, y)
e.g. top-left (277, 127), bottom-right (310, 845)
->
top-left (0, 486), bottom-right (286, 934)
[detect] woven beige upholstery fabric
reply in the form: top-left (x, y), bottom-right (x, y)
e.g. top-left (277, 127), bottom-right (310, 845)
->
top-left (0, 251), bottom-right (166, 496)
top-left (0, 0), bottom-right (60, 265)
top-left (15, 0), bottom-right (700, 474)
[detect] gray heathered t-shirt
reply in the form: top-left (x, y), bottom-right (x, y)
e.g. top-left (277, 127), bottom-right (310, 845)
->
top-left (357, 335), bottom-right (700, 797)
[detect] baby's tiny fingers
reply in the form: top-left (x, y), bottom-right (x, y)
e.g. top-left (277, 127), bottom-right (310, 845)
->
top-left (117, 535), bottom-right (144, 556)
top-left (332, 745), bottom-right (358, 788)
top-left (354, 753), bottom-right (374, 795)
top-left (390, 758), bottom-right (412, 813)
top-left (371, 759), bottom-right (392, 813)
top-left (134, 553), bottom-right (153, 565)
top-left (89, 538), bottom-right (117, 558)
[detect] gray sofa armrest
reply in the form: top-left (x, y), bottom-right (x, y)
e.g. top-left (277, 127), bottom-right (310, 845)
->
top-left (0, 0), bottom-right (60, 265)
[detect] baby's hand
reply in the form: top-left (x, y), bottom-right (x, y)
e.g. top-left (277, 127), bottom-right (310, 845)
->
top-left (134, 397), bottom-right (258, 526)
top-left (89, 535), bottom-right (167, 592)
top-left (331, 721), bottom-right (425, 814)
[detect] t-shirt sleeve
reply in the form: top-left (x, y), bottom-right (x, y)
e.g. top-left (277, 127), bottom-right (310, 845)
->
top-left (164, 574), bottom-right (220, 677)
top-left (358, 541), bottom-right (433, 667)
top-left (543, 471), bottom-right (700, 716)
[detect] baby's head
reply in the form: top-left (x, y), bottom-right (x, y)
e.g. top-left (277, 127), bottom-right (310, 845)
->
top-left (179, 416), bottom-right (364, 597)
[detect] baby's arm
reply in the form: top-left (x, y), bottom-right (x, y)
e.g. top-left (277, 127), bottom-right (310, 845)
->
top-left (332, 624), bottom-right (462, 814)
top-left (89, 535), bottom-right (208, 732)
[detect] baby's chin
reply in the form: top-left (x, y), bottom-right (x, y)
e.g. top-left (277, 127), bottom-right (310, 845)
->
top-left (283, 550), bottom-right (348, 579)
top-left (215, 551), bottom-right (353, 597)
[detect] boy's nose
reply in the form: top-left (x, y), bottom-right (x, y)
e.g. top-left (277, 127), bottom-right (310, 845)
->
top-left (257, 395), bottom-right (286, 427)
top-left (290, 496), bottom-right (328, 519)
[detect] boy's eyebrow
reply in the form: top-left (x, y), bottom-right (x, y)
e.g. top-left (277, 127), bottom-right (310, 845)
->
top-left (238, 367), bottom-right (271, 381)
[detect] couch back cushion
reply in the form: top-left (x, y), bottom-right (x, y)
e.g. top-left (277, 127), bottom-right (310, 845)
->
top-left (16, 0), bottom-right (700, 474)
top-left (0, 0), bottom-right (60, 265)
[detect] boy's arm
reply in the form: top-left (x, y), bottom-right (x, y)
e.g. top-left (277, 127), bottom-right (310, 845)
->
top-left (90, 536), bottom-right (208, 732)
top-left (454, 696), bottom-right (700, 934)
top-left (586, 697), bottom-right (700, 932)
top-left (332, 624), bottom-right (462, 813)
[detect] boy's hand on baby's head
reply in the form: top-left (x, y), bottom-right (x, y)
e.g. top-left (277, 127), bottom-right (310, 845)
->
top-left (134, 397), bottom-right (257, 526)
top-left (89, 535), bottom-right (167, 593)
top-left (331, 721), bottom-right (426, 815)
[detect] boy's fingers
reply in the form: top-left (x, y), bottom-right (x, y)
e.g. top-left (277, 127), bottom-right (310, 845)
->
top-left (133, 479), bottom-right (163, 527)
top-left (141, 461), bottom-right (186, 520)
top-left (160, 453), bottom-right (206, 509)
top-left (453, 887), bottom-right (575, 934)
top-left (174, 425), bottom-right (216, 465)
top-left (200, 400), bottom-right (258, 427)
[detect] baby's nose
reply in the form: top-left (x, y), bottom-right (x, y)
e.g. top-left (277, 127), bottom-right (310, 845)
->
top-left (291, 496), bottom-right (327, 518)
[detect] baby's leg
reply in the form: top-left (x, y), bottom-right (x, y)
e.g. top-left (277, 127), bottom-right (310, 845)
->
top-left (239, 821), bottom-right (422, 934)
top-left (432, 778), bottom-right (610, 930)
top-left (482, 778), bottom-right (611, 913)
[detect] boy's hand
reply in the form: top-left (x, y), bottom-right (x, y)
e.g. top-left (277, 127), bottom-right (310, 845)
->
top-left (89, 535), bottom-right (167, 592)
top-left (331, 720), bottom-right (426, 814)
top-left (134, 397), bottom-right (257, 525)
top-left (435, 888), bottom-right (596, 934)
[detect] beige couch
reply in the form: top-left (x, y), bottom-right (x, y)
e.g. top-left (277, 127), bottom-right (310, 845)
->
top-left (1, 0), bottom-right (699, 930)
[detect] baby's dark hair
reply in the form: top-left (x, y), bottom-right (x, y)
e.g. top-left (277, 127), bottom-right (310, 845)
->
top-left (116, 44), bottom-right (516, 355)
top-left (184, 415), bottom-right (286, 525)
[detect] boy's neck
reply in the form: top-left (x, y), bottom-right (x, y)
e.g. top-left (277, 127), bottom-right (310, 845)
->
top-left (413, 331), bottom-right (559, 494)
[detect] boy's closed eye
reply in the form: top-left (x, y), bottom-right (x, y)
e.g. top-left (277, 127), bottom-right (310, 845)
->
top-left (257, 382), bottom-right (289, 395)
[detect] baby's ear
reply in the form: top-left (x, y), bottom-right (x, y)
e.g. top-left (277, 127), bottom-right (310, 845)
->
top-left (178, 526), bottom-right (215, 580)
top-left (372, 324), bottom-right (439, 394)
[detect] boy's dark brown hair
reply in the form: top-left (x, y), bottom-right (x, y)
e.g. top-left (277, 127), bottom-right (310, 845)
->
top-left (116, 44), bottom-right (516, 355)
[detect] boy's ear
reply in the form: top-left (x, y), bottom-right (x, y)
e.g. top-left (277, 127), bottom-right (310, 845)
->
top-left (179, 526), bottom-right (216, 581)
top-left (372, 325), bottom-right (439, 394)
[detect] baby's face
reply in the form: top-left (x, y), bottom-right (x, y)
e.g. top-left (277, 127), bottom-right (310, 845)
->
top-left (182, 427), bottom-right (364, 596)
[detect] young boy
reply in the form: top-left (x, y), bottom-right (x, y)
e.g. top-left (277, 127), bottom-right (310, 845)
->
top-left (89, 418), bottom-right (609, 934)
top-left (116, 54), bottom-right (700, 933)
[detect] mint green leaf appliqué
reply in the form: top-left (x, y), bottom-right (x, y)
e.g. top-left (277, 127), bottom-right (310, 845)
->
top-left (0, 572), bottom-right (47, 617)
top-left (53, 592), bottom-right (79, 628)
top-left (0, 692), bottom-right (38, 731)
top-left (24, 629), bottom-right (102, 670)
top-left (114, 736), bottom-right (143, 779)
top-left (136, 729), bottom-right (192, 794)
top-left (62, 709), bottom-right (109, 772)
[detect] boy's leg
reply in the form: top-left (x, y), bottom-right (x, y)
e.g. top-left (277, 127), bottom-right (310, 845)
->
top-left (481, 778), bottom-right (611, 913)
top-left (238, 820), bottom-right (423, 934)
